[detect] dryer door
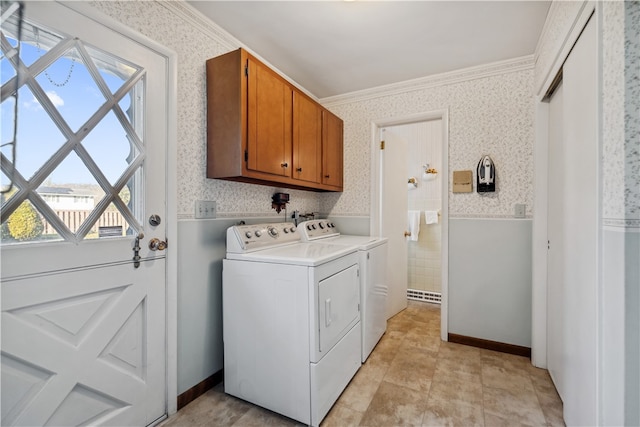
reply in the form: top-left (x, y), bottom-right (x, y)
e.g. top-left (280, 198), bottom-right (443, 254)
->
top-left (318, 264), bottom-right (360, 354)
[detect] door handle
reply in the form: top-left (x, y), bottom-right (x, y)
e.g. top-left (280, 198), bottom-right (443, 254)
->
top-left (149, 238), bottom-right (168, 251)
top-left (325, 298), bottom-right (332, 327)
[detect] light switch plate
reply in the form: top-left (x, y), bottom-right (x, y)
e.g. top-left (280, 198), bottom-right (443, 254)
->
top-left (195, 200), bottom-right (216, 219)
top-left (514, 203), bottom-right (526, 218)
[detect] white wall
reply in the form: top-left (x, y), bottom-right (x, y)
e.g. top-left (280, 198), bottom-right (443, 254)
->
top-left (449, 218), bottom-right (532, 347)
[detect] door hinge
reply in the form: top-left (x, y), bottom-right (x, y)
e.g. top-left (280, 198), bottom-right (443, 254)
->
top-left (380, 140), bottom-right (385, 150)
top-left (548, 240), bottom-right (550, 250)
top-left (244, 150), bottom-right (248, 162)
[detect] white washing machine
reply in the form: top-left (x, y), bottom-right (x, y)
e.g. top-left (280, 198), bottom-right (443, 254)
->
top-left (299, 219), bottom-right (388, 362)
top-left (223, 222), bottom-right (361, 426)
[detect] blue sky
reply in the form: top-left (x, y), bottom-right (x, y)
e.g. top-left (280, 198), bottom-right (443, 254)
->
top-left (1, 36), bottom-right (136, 188)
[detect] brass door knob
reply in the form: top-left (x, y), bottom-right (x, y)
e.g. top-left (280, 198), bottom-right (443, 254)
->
top-left (404, 231), bottom-right (411, 237)
top-left (149, 238), bottom-right (167, 251)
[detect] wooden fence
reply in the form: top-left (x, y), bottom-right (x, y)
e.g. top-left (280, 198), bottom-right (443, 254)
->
top-left (42, 210), bottom-right (128, 236)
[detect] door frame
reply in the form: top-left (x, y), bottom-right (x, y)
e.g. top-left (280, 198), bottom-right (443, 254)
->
top-left (65, 2), bottom-right (179, 416)
top-left (370, 110), bottom-right (449, 341)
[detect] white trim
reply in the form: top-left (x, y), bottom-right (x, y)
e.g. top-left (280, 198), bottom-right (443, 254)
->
top-left (532, 101), bottom-right (549, 369)
top-left (370, 110), bottom-right (449, 342)
top-left (321, 56), bottom-right (533, 107)
top-left (61, 1), bottom-right (180, 416)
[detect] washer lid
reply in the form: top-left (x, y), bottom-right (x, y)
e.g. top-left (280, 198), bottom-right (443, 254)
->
top-left (226, 242), bottom-right (357, 266)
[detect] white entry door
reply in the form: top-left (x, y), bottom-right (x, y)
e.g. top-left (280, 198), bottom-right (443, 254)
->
top-left (380, 128), bottom-right (408, 319)
top-left (1, 3), bottom-right (169, 426)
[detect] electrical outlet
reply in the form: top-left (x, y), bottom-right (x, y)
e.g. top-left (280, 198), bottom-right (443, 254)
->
top-left (514, 203), bottom-right (526, 218)
top-left (195, 200), bottom-right (216, 219)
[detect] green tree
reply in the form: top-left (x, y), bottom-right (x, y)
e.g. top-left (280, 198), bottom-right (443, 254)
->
top-left (7, 201), bottom-right (44, 241)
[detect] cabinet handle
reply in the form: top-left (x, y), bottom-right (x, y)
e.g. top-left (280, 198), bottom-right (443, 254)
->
top-left (281, 162), bottom-right (288, 168)
top-left (296, 167), bottom-right (302, 172)
top-left (324, 174), bottom-right (330, 178)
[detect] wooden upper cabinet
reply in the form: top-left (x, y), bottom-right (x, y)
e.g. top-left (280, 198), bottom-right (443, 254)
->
top-left (247, 56), bottom-right (292, 177)
top-left (206, 48), bottom-right (343, 192)
top-left (322, 109), bottom-right (344, 189)
top-left (292, 91), bottom-right (322, 184)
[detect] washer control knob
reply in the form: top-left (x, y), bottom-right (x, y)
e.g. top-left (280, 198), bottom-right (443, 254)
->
top-left (290, 226), bottom-right (296, 233)
top-left (255, 230), bottom-right (262, 237)
top-left (307, 224), bottom-right (312, 230)
top-left (319, 223), bottom-right (325, 229)
top-left (268, 227), bottom-right (278, 237)
top-left (245, 231), bottom-right (252, 238)
top-left (283, 228), bottom-right (289, 234)
top-left (312, 224), bottom-right (317, 230)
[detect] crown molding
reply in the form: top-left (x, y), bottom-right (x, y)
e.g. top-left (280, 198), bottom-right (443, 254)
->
top-left (158, 1), bottom-right (239, 51)
top-left (319, 55), bottom-right (534, 107)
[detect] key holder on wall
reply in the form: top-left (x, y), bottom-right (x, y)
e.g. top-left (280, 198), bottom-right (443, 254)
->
top-left (476, 155), bottom-right (496, 193)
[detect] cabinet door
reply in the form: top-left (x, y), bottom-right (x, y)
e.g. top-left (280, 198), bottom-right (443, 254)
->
top-left (322, 110), bottom-right (344, 189)
top-left (247, 57), bottom-right (292, 177)
top-left (293, 91), bottom-right (322, 184)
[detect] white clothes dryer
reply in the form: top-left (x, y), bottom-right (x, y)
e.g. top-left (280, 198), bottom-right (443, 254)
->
top-left (299, 219), bottom-right (388, 362)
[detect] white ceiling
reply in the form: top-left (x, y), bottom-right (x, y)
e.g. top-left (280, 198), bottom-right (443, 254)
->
top-left (187, 1), bottom-right (551, 99)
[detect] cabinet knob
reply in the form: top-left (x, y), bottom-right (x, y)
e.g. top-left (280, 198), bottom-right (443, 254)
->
top-left (296, 167), bottom-right (302, 172)
top-left (281, 162), bottom-right (288, 168)
top-left (324, 174), bottom-right (330, 178)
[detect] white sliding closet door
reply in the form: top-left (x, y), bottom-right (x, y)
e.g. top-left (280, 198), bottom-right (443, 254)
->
top-left (546, 14), bottom-right (598, 426)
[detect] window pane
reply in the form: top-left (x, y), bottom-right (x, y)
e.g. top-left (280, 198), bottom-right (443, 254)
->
top-left (1, 85), bottom-right (67, 180)
top-left (82, 110), bottom-right (139, 185)
top-left (85, 44), bottom-right (139, 96)
top-left (1, 198), bottom-right (61, 244)
top-left (34, 46), bottom-right (106, 133)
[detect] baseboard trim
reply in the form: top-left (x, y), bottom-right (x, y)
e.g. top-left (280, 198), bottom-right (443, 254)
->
top-left (448, 333), bottom-right (531, 358)
top-left (177, 370), bottom-right (224, 410)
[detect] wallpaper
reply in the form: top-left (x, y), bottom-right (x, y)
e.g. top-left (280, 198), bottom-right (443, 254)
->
top-left (602, 1), bottom-right (627, 222)
top-left (89, 1), bottom-right (321, 220)
top-left (537, 1), bottom-right (640, 226)
top-left (624, 0), bottom-right (640, 221)
top-left (321, 67), bottom-right (535, 218)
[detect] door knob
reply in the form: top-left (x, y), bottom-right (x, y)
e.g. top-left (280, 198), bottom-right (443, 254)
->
top-left (404, 231), bottom-right (411, 237)
top-left (149, 238), bottom-right (167, 251)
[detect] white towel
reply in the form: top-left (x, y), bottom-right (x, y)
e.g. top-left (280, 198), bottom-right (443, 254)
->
top-left (407, 210), bottom-right (420, 241)
top-left (425, 210), bottom-right (439, 225)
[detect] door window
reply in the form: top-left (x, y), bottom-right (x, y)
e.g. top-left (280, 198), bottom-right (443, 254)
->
top-left (1, 15), bottom-right (145, 244)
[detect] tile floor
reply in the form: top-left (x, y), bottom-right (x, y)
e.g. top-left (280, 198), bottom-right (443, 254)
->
top-left (162, 301), bottom-right (564, 426)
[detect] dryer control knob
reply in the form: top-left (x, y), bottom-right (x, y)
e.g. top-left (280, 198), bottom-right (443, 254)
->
top-left (290, 226), bottom-right (296, 232)
top-left (319, 223), bottom-right (324, 229)
top-left (255, 230), bottom-right (262, 237)
top-left (268, 227), bottom-right (278, 237)
top-left (245, 231), bottom-right (252, 238)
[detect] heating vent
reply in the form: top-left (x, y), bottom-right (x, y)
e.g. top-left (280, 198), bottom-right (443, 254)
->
top-left (407, 289), bottom-right (441, 304)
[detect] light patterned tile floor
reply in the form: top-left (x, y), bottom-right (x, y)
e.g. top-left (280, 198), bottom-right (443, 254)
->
top-left (162, 301), bottom-right (564, 427)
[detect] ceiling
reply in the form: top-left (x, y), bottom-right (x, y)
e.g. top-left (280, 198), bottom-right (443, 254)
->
top-left (187, 1), bottom-right (551, 99)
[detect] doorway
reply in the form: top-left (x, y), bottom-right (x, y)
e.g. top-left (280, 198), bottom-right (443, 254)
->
top-left (371, 111), bottom-right (449, 341)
